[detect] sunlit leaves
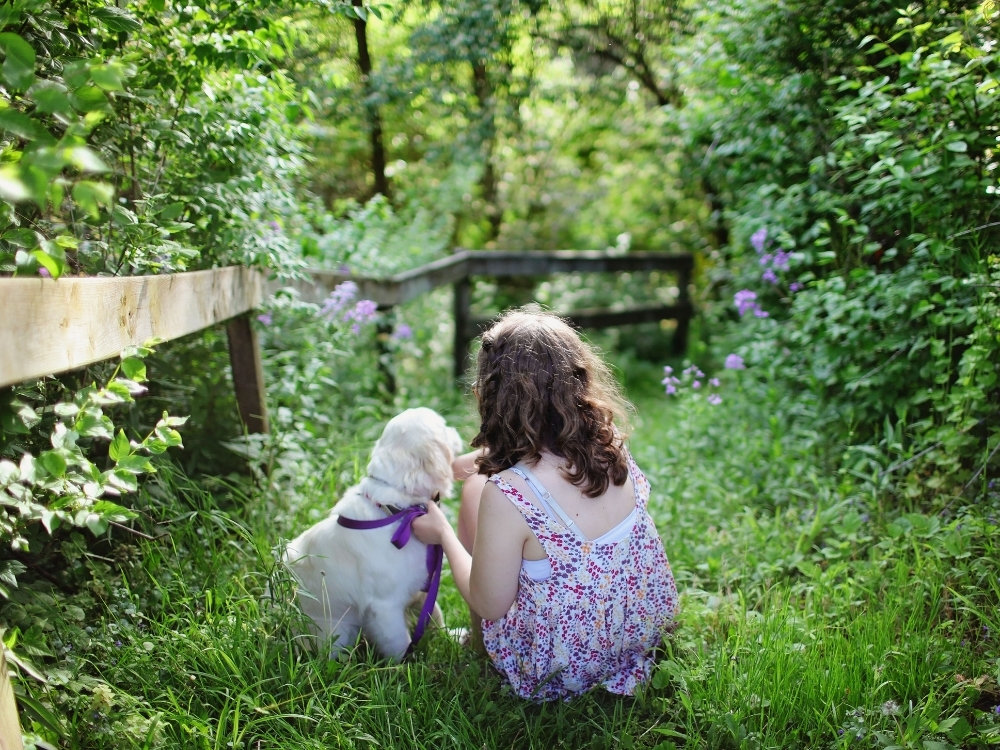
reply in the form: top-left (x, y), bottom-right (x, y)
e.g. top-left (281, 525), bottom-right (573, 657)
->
top-left (0, 32), bottom-right (36, 91)
top-left (0, 346), bottom-right (185, 572)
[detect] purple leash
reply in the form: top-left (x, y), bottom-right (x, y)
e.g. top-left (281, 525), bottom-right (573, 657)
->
top-left (336, 504), bottom-right (443, 656)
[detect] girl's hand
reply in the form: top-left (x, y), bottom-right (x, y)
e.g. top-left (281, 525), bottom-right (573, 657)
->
top-left (412, 501), bottom-right (453, 546)
top-left (452, 449), bottom-right (483, 481)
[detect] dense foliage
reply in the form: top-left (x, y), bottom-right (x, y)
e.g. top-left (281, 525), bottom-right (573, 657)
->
top-left (1, 0), bottom-right (998, 747)
top-left (684, 0), bottom-right (999, 499)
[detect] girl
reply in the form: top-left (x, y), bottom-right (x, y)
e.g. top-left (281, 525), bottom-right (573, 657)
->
top-left (413, 307), bottom-right (678, 701)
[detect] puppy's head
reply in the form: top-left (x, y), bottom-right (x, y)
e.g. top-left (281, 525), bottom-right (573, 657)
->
top-left (367, 407), bottom-right (464, 504)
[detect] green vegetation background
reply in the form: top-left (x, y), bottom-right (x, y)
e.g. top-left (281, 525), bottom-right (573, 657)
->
top-left (1, 0), bottom-right (998, 747)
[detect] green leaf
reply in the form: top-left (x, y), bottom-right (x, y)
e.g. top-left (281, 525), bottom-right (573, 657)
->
top-left (0, 106), bottom-right (51, 143)
top-left (158, 201), bottom-right (186, 220)
top-left (31, 247), bottom-right (66, 279)
top-left (71, 179), bottom-right (114, 218)
top-left (76, 409), bottom-right (114, 439)
top-left (28, 79), bottom-right (73, 115)
top-left (91, 500), bottom-right (137, 520)
top-left (84, 514), bottom-right (108, 535)
top-left (944, 141), bottom-right (968, 153)
top-left (11, 401), bottom-right (41, 430)
top-left (115, 454), bottom-right (154, 473)
top-left (64, 145), bottom-right (109, 173)
top-left (108, 429), bottom-right (131, 462)
top-left (92, 6), bottom-right (142, 33)
top-left (0, 32), bottom-right (36, 90)
top-left (53, 403), bottom-right (79, 418)
top-left (119, 357), bottom-right (147, 382)
top-left (37, 450), bottom-right (67, 478)
top-left (113, 378), bottom-right (147, 397)
top-left (89, 62), bottom-right (127, 92)
top-left (108, 468), bottom-right (138, 493)
top-left (0, 460), bottom-right (18, 487)
top-left (0, 167), bottom-right (30, 202)
top-left (18, 453), bottom-right (35, 483)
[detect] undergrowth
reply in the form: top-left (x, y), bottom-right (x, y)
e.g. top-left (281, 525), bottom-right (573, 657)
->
top-left (6, 352), bottom-right (1000, 749)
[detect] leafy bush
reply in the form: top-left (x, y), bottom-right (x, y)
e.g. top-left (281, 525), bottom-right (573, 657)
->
top-left (684, 0), bottom-right (1000, 498)
top-left (1, 0), bottom-right (314, 278)
top-left (0, 347), bottom-right (185, 594)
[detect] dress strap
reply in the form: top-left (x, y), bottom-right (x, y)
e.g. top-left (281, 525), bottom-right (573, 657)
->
top-left (510, 464), bottom-right (580, 535)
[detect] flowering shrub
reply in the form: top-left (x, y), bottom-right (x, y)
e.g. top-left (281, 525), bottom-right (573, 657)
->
top-left (733, 289), bottom-right (768, 318)
top-left (688, 3), bottom-right (1000, 496)
top-left (662, 356), bottom-right (748, 405)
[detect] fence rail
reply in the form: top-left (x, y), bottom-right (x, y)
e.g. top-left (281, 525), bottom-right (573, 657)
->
top-left (0, 266), bottom-right (269, 432)
top-left (285, 249), bottom-right (694, 376)
top-left (0, 249), bottom-right (693, 425)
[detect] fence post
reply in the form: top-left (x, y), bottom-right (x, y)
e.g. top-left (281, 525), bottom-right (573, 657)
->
top-left (672, 260), bottom-right (693, 356)
top-left (0, 650), bottom-right (23, 750)
top-left (225, 314), bottom-right (269, 434)
top-left (376, 310), bottom-right (397, 395)
top-left (452, 276), bottom-right (472, 380)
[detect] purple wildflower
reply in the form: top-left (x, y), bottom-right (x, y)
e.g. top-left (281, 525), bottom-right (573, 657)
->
top-left (724, 354), bottom-right (746, 370)
top-left (662, 366), bottom-right (681, 395)
top-left (344, 299), bottom-right (378, 329)
top-left (734, 289), bottom-right (761, 317)
top-left (321, 281), bottom-right (358, 319)
top-left (751, 228), bottom-right (768, 253)
top-left (762, 268), bottom-right (779, 284)
top-left (38, 267), bottom-right (51, 278)
top-left (707, 393), bottom-right (723, 405)
top-left (789, 282), bottom-right (803, 293)
top-left (392, 323), bottom-right (413, 341)
top-left (772, 250), bottom-right (791, 270)
top-left (709, 377), bottom-right (720, 388)
top-left (256, 312), bottom-right (273, 326)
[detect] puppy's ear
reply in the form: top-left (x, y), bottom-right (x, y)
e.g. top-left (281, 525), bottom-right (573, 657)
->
top-left (408, 422), bottom-right (463, 499)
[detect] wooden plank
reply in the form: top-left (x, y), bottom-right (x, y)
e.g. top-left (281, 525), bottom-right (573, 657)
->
top-left (283, 252), bottom-right (471, 307)
top-left (0, 267), bottom-right (263, 388)
top-left (0, 650), bottom-right (23, 750)
top-left (225, 315), bottom-right (269, 434)
top-left (464, 250), bottom-right (694, 276)
top-left (280, 251), bottom-right (692, 307)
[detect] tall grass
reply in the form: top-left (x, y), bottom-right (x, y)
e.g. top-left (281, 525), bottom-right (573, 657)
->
top-left (12, 355), bottom-right (1000, 749)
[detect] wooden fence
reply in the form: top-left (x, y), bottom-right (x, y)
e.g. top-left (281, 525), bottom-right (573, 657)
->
top-left (0, 249), bottom-right (691, 744)
top-left (1, 249), bottom-right (692, 394)
top-left (284, 249), bottom-right (694, 377)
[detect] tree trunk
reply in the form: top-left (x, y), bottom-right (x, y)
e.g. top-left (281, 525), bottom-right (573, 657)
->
top-left (352, 0), bottom-right (390, 199)
top-left (471, 61), bottom-right (501, 243)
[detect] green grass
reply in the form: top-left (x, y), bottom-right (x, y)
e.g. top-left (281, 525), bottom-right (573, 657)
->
top-left (9, 360), bottom-right (1000, 749)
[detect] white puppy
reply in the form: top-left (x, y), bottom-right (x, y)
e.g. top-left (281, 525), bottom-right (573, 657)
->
top-left (283, 407), bottom-right (463, 660)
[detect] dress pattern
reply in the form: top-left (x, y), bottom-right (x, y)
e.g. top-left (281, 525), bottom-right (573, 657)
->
top-left (481, 452), bottom-right (678, 701)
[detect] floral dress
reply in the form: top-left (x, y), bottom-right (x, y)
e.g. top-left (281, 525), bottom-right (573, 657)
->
top-left (481, 453), bottom-right (678, 701)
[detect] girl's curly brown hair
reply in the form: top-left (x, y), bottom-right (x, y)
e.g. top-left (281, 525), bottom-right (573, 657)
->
top-left (470, 307), bottom-right (632, 497)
